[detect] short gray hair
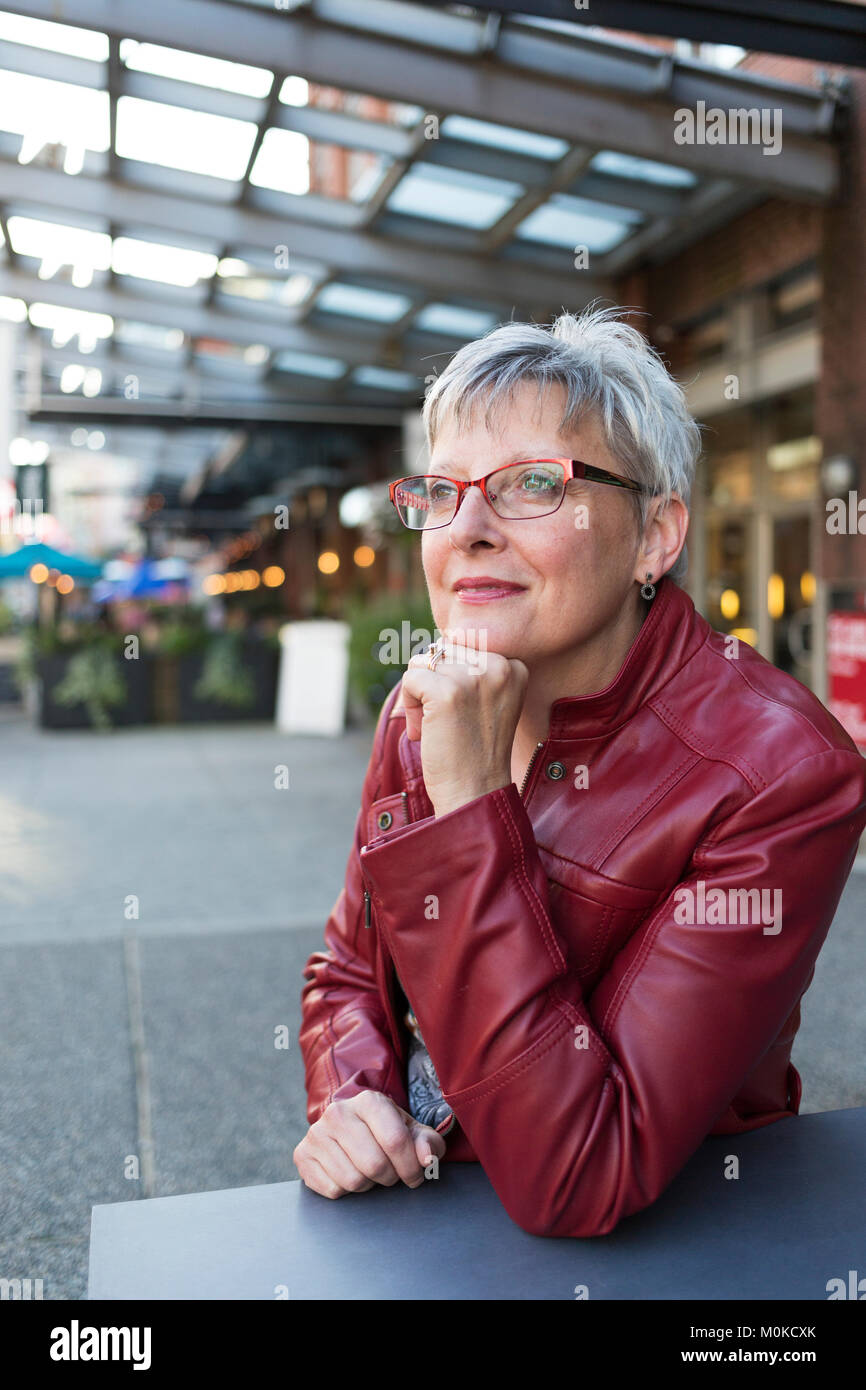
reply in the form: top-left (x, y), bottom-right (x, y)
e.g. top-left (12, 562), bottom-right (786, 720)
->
top-left (421, 302), bottom-right (701, 585)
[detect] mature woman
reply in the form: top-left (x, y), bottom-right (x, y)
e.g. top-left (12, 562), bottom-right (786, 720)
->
top-left (295, 305), bottom-right (866, 1238)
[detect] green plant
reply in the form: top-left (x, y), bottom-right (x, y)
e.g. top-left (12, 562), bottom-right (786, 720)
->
top-left (33, 623), bottom-right (118, 655)
top-left (343, 589), bottom-right (436, 718)
top-left (156, 618), bottom-right (209, 657)
top-left (0, 596), bottom-right (14, 636)
top-left (14, 627), bottom-right (38, 693)
top-left (13, 623), bottom-right (68, 692)
top-left (52, 646), bottom-right (127, 731)
top-left (193, 633), bottom-right (255, 707)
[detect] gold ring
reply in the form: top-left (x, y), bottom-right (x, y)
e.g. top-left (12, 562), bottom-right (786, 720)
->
top-left (427, 639), bottom-right (446, 671)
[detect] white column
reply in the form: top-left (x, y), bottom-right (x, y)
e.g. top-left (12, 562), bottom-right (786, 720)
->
top-left (0, 320), bottom-right (17, 536)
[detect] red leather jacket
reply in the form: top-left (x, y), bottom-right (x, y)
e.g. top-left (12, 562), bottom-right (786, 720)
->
top-left (299, 575), bottom-right (866, 1237)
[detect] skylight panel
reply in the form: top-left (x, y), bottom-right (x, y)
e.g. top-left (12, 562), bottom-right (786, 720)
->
top-left (112, 237), bottom-right (218, 288)
top-left (0, 12), bottom-right (108, 61)
top-left (195, 339), bottom-right (265, 365)
top-left (220, 247), bottom-right (326, 278)
top-left (217, 259), bottom-right (251, 278)
top-left (440, 116), bottom-right (569, 161)
top-left (0, 70), bottom-right (109, 165)
top-left (392, 104), bottom-right (425, 127)
top-left (315, 283), bottom-right (412, 322)
top-left (119, 40), bottom-right (273, 98)
top-left (29, 302), bottom-right (113, 351)
top-left (60, 363), bottom-right (102, 395)
top-left (589, 151), bottom-right (698, 188)
top-left (279, 76), bottom-right (310, 106)
top-left (413, 303), bottom-right (498, 337)
top-left (217, 271), bottom-right (315, 307)
top-left (248, 128), bottom-right (310, 195)
top-left (349, 155), bottom-right (391, 204)
top-left (273, 350), bottom-right (346, 379)
top-left (216, 250), bottom-right (320, 305)
top-left (0, 296), bottom-right (27, 322)
top-left (7, 217), bottom-right (110, 283)
top-left (696, 43), bottom-right (746, 70)
top-left (115, 96), bottom-right (258, 181)
top-left (386, 163), bottom-right (523, 229)
top-left (352, 366), bottom-right (420, 393)
top-left (515, 193), bottom-right (641, 253)
top-left (114, 321), bottom-right (186, 352)
top-left (278, 276), bottom-right (315, 307)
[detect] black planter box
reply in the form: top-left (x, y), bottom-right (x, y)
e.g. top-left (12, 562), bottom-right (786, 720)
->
top-left (37, 653), bottom-right (155, 730)
top-left (172, 640), bottom-right (278, 723)
top-left (34, 640), bottom-right (278, 728)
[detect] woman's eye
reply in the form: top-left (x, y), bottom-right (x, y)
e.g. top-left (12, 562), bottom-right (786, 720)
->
top-left (520, 471), bottom-right (556, 492)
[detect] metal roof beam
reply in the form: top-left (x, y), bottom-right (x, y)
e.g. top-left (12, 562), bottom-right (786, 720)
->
top-left (0, 265), bottom-right (394, 362)
top-left (0, 264), bottom-right (473, 378)
top-left (0, 160), bottom-right (597, 307)
top-left (24, 394), bottom-right (406, 426)
top-left (449, 0), bottom-right (866, 70)
top-left (0, 0), bottom-right (840, 197)
top-left (35, 341), bottom-right (277, 395)
top-left (0, 41), bottom-right (660, 201)
top-left (273, 103), bottom-right (415, 159)
top-left (0, 38), bottom-right (103, 87)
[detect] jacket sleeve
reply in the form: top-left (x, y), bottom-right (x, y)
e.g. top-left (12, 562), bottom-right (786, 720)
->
top-left (358, 746), bottom-right (866, 1236)
top-left (298, 682), bottom-right (408, 1125)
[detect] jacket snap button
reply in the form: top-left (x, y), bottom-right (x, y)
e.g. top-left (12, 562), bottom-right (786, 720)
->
top-left (545, 761), bottom-right (566, 780)
top-left (377, 810), bottom-right (393, 830)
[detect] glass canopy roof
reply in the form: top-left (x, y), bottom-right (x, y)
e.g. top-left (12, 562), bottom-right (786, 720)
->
top-left (0, 0), bottom-right (841, 433)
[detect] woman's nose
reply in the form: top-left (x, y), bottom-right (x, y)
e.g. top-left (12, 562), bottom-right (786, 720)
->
top-left (452, 483), bottom-right (498, 530)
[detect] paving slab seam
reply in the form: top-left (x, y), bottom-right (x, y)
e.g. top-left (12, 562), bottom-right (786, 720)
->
top-left (122, 929), bottom-right (157, 1198)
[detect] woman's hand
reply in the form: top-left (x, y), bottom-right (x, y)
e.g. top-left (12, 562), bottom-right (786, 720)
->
top-left (293, 1090), bottom-right (448, 1199)
top-left (401, 636), bottom-right (529, 817)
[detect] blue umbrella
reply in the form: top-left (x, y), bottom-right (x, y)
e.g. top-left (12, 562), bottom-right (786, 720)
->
top-left (0, 542), bottom-right (103, 581)
top-left (93, 558), bottom-right (190, 600)
top-left (125, 559), bottom-right (188, 597)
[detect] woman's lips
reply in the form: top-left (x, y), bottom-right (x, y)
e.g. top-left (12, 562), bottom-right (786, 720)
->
top-left (454, 585), bottom-right (526, 603)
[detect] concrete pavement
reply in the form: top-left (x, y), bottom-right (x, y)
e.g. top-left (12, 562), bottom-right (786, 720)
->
top-left (0, 708), bottom-right (863, 1298)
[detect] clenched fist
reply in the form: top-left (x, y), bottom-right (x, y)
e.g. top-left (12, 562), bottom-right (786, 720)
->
top-left (293, 1090), bottom-right (448, 1198)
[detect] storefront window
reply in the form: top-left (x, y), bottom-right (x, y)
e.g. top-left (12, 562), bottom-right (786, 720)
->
top-left (701, 408), bottom-right (754, 506)
top-left (770, 515), bottom-right (813, 683)
top-left (765, 387), bottom-right (818, 502)
top-left (705, 515), bottom-right (757, 647)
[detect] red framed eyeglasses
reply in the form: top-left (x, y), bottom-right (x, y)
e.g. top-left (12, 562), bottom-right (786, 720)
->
top-left (389, 457), bottom-right (647, 530)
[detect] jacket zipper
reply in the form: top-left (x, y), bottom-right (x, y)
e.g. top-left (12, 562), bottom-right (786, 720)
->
top-left (519, 741), bottom-right (545, 799)
top-left (364, 885), bottom-right (405, 1058)
top-left (363, 791), bottom-right (409, 926)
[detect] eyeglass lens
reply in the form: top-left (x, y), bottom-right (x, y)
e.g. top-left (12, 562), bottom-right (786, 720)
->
top-left (393, 461), bottom-right (566, 529)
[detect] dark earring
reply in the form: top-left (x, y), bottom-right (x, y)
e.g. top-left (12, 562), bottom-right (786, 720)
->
top-left (640, 573), bottom-right (656, 601)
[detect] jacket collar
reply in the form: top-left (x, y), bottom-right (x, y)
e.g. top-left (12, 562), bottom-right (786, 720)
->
top-left (547, 575), bottom-right (707, 739)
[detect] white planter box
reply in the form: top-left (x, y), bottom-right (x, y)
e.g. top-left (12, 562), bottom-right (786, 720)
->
top-left (275, 620), bottom-right (349, 736)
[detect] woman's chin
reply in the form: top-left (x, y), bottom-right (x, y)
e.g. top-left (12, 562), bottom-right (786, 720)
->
top-left (440, 612), bottom-right (523, 657)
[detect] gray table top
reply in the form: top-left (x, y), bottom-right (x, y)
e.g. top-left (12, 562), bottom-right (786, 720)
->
top-left (88, 1106), bottom-right (866, 1300)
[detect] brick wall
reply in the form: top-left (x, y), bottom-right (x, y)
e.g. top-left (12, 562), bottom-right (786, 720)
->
top-left (613, 51), bottom-right (866, 583)
top-left (307, 85), bottom-right (392, 199)
top-left (816, 68), bottom-right (866, 582)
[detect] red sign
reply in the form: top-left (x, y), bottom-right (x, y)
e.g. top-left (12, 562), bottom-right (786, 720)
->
top-left (828, 612), bottom-right (866, 752)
